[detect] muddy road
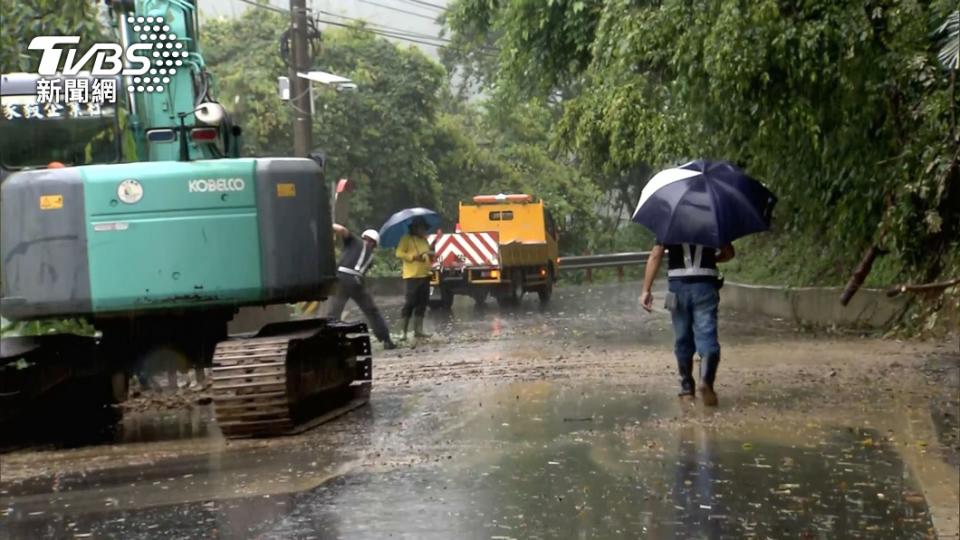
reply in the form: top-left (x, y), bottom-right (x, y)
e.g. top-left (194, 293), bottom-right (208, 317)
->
top-left (1, 282), bottom-right (958, 539)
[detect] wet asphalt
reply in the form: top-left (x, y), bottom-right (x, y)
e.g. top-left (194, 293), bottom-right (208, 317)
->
top-left (0, 282), bottom-right (954, 539)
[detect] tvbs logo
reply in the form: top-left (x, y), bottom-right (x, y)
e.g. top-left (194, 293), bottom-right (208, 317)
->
top-left (28, 15), bottom-right (182, 77)
top-left (29, 36), bottom-right (152, 76)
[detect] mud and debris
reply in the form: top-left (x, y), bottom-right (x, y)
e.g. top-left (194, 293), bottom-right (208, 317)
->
top-left (921, 352), bottom-right (960, 468)
top-left (1, 283), bottom-right (957, 539)
top-left (122, 387), bottom-right (213, 414)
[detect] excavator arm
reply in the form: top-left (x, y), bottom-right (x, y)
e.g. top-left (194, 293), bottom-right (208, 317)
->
top-left (106, 0), bottom-right (237, 162)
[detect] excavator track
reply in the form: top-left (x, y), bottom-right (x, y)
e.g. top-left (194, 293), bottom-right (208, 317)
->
top-left (210, 337), bottom-right (296, 437)
top-left (210, 320), bottom-right (372, 439)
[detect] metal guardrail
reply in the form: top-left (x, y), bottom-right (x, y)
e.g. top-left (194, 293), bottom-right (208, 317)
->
top-left (557, 252), bottom-right (651, 282)
top-left (557, 252), bottom-right (650, 271)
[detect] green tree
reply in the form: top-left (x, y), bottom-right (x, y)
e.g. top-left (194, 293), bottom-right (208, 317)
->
top-left (309, 26), bottom-right (447, 229)
top-left (427, 106), bottom-right (507, 223)
top-left (0, 0), bottom-right (107, 73)
top-left (476, 98), bottom-right (603, 254)
top-left (202, 9), bottom-right (293, 157)
top-left (204, 13), bottom-right (447, 230)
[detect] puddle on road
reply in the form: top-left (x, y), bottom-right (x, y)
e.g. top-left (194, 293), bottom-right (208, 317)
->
top-left (119, 406), bottom-right (218, 443)
top-left (1, 381), bottom-right (935, 540)
top-left (273, 429), bottom-right (930, 540)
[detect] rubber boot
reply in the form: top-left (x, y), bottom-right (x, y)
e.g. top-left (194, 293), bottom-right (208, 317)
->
top-left (382, 338), bottom-right (397, 350)
top-left (400, 317), bottom-right (411, 341)
top-left (677, 356), bottom-right (695, 401)
top-left (699, 353), bottom-right (720, 407)
top-left (413, 316), bottom-right (431, 338)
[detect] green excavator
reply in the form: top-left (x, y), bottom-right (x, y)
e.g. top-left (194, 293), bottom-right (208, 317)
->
top-left (0, 0), bottom-right (371, 440)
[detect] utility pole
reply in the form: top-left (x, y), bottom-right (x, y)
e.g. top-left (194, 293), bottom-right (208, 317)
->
top-left (290, 0), bottom-right (312, 157)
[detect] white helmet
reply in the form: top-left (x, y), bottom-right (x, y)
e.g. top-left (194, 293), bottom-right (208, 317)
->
top-left (361, 229), bottom-right (380, 245)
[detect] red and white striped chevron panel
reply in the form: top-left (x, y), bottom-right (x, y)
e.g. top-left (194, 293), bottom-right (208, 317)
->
top-left (427, 232), bottom-right (500, 268)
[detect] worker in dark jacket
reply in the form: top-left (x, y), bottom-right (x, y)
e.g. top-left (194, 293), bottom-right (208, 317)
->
top-left (641, 242), bottom-right (735, 406)
top-left (327, 224), bottom-right (396, 350)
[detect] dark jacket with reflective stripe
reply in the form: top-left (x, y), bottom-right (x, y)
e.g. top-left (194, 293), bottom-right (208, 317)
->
top-left (338, 235), bottom-right (374, 276)
top-left (663, 243), bottom-right (718, 283)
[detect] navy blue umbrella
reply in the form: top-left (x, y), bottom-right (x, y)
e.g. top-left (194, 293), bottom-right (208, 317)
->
top-left (378, 207), bottom-right (442, 248)
top-left (632, 160), bottom-right (777, 248)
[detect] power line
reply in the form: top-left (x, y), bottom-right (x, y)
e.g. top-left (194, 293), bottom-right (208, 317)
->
top-left (317, 17), bottom-right (453, 49)
top-left (356, 0), bottom-right (440, 22)
top-left (233, 0), bottom-right (494, 54)
top-left (235, 0), bottom-right (286, 14)
top-left (317, 16), bottom-right (496, 55)
top-left (312, 5), bottom-right (497, 52)
top-left (314, 8), bottom-right (456, 44)
top-left (397, 0), bottom-right (448, 12)
top-left (236, 0), bottom-right (432, 39)
top-left (389, 0), bottom-right (446, 16)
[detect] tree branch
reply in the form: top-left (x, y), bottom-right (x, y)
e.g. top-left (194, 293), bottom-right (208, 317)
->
top-left (840, 244), bottom-right (888, 306)
top-left (886, 277), bottom-right (960, 298)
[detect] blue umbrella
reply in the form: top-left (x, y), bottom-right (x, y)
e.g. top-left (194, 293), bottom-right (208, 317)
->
top-left (632, 160), bottom-right (777, 248)
top-left (378, 207), bottom-right (442, 248)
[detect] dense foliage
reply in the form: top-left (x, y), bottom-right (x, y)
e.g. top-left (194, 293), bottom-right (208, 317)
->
top-left (445, 0), bottom-right (960, 292)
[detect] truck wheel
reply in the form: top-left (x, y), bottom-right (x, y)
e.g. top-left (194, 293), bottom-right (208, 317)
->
top-left (471, 290), bottom-right (489, 307)
top-left (512, 271), bottom-right (524, 302)
top-left (439, 287), bottom-right (454, 310)
top-left (537, 278), bottom-right (553, 304)
top-left (497, 270), bottom-right (524, 308)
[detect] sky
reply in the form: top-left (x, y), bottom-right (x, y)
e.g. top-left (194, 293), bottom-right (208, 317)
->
top-left (198, 0), bottom-right (451, 61)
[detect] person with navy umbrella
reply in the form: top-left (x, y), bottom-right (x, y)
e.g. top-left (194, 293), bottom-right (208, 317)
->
top-left (635, 160), bottom-right (777, 407)
top-left (642, 240), bottom-right (734, 406)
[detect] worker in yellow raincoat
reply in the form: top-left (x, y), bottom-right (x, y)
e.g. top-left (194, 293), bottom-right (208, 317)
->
top-left (395, 217), bottom-right (434, 340)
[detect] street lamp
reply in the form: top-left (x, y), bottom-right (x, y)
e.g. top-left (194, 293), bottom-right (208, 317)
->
top-left (278, 71), bottom-right (357, 114)
top-left (296, 71), bottom-right (358, 93)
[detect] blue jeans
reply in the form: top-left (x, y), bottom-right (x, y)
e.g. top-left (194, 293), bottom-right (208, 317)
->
top-left (668, 279), bottom-right (721, 391)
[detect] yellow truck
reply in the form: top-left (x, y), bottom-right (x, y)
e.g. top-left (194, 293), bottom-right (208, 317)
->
top-left (428, 194), bottom-right (560, 308)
